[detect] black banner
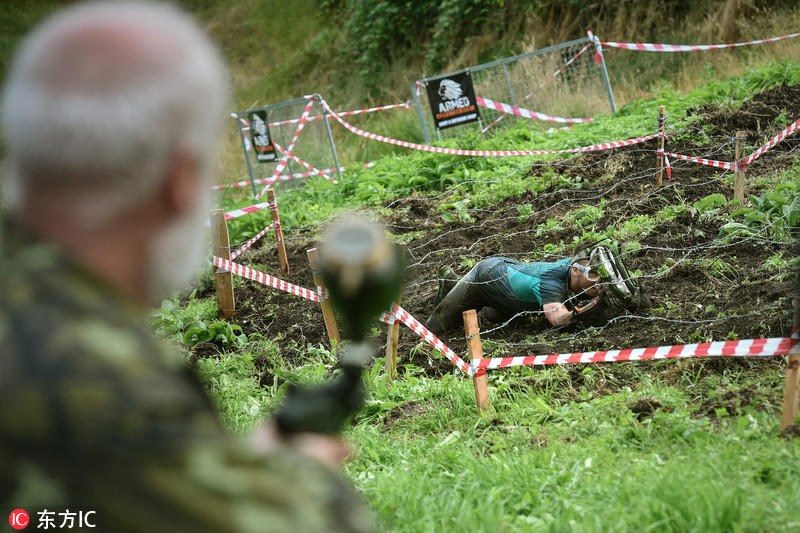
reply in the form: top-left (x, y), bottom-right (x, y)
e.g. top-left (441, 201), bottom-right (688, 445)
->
top-left (249, 110), bottom-right (277, 163)
top-left (425, 71), bottom-right (480, 130)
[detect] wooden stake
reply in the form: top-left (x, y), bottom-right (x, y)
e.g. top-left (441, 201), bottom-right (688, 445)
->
top-left (657, 106), bottom-right (666, 187)
top-left (267, 189), bottom-right (290, 276)
top-left (211, 209), bottom-right (235, 319)
top-left (734, 131), bottom-right (746, 203)
top-left (385, 304), bottom-right (400, 385)
top-left (781, 297), bottom-right (800, 429)
top-left (307, 248), bottom-right (340, 346)
top-left (463, 309), bottom-right (490, 413)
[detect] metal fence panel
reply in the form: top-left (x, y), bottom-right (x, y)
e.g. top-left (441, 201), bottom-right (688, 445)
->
top-left (234, 97), bottom-right (341, 195)
top-left (414, 37), bottom-right (615, 143)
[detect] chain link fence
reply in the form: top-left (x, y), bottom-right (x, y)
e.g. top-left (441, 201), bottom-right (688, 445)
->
top-left (233, 97), bottom-right (342, 196)
top-left (412, 36), bottom-right (616, 143)
top-left (232, 36), bottom-right (617, 196)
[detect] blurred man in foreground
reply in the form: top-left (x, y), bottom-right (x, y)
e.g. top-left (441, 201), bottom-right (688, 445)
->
top-left (0, 2), bottom-right (374, 531)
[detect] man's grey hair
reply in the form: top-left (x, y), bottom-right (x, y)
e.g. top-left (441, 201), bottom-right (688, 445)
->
top-left (2, 1), bottom-right (229, 223)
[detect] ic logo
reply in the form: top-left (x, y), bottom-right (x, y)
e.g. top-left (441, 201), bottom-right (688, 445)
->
top-left (9, 509), bottom-right (29, 530)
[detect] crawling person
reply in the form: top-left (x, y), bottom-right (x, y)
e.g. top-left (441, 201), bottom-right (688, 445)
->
top-left (425, 240), bottom-right (650, 335)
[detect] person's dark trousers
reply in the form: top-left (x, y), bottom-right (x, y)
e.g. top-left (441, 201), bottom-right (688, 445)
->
top-left (425, 257), bottom-right (521, 335)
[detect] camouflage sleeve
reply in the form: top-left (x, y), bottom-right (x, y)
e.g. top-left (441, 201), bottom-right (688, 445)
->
top-left (1, 268), bottom-right (375, 532)
top-left (75, 440), bottom-right (376, 533)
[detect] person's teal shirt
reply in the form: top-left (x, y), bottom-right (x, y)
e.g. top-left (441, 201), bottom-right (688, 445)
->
top-left (506, 258), bottom-right (570, 305)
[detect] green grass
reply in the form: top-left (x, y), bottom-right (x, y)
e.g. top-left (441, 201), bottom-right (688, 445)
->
top-left (346, 370), bottom-right (800, 532)
top-left (174, 337), bottom-right (800, 531)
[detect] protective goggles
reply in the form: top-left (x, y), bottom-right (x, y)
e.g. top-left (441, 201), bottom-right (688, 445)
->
top-left (572, 262), bottom-right (601, 282)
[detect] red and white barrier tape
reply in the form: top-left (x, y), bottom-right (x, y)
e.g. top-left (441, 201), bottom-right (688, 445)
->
top-left (599, 31), bottom-right (800, 52)
top-left (389, 304), bottom-right (472, 375)
top-left (659, 150), bottom-right (736, 170)
top-left (316, 93), bottom-right (660, 157)
top-left (472, 337), bottom-right (800, 374)
top-left (230, 223), bottom-right (275, 260)
top-left (741, 117), bottom-right (800, 167)
top-left (658, 117), bottom-right (799, 173)
top-left (258, 98), bottom-right (315, 198)
top-left (266, 101), bottom-right (411, 127)
top-left (274, 143), bottom-right (337, 184)
top-left (477, 96), bottom-right (594, 124)
top-left (217, 260), bottom-right (469, 372)
top-left (233, 102), bottom-right (410, 130)
top-left (213, 256), bottom-right (320, 302)
top-left (378, 309), bottom-right (399, 326)
top-left (587, 30), bottom-right (605, 65)
top-left (212, 162), bottom-right (376, 191)
top-left (204, 201), bottom-right (276, 225)
top-left (220, 201), bottom-right (276, 222)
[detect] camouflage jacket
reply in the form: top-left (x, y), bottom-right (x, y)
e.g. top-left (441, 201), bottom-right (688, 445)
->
top-left (0, 219), bottom-right (375, 532)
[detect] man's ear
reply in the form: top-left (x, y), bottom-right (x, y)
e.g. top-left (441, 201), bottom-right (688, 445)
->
top-left (162, 148), bottom-right (199, 215)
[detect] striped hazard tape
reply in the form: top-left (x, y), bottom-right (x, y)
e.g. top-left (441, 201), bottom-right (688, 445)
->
top-left (389, 304), bottom-right (472, 375)
top-left (213, 256), bottom-right (320, 302)
top-left (222, 201), bottom-right (275, 222)
top-left (598, 31), bottom-right (800, 52)
top-left (315, 94), bottom-right (660, 157)
top-left (741, 117), bottom-right (800, 167)
top-left (472, 337), bottom-right (800, 375)
top-left (233, 101), bottom-right (410, 130)
top-left (230, 223), bottom-right (275, 260)
top-left (274, 143), bottom-right (337, 183)
top-left (212, 162), bottom-right (376, 191)
top-left (476, 96), bottom-right (594, 124)
top-left (204, 201), bottom-right (276, 226)
top-left (660, 151), bottom-right (737, 171)
top-left (658, 117), bottom-right (799, 173)
top-left (258, 98), bottom-right (315, 198)
top-left (216, 260), bottom-right (470, 373)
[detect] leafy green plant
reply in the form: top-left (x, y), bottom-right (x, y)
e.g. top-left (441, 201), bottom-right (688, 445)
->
top-left (151, 296), bottom-right (218, 340)
top-left (571, 199), bottom-right (606, 229)
top-left (692, 193), bottom-right (727, 214)
top-left (720, 181), bottom-right (799, 241)
top-left (184, 320), bottom-right (247, 348)
top-left (517, 203), bottom-right (534, 222)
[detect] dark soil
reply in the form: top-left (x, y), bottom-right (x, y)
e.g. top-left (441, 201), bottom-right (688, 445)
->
top-left (203, 84), bottom-right (800, 417)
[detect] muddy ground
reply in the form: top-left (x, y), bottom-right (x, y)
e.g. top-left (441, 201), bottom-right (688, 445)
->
top-left (203, 84), bottom-right (800, 409)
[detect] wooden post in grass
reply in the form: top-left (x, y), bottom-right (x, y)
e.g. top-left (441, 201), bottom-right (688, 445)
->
top-left (211, 209), bottom-right (235, 319)
top-left (463, 309), bottom-right (490, 413)
top-left (657, 105), bottom-right (666, 187)
top-left (307, 247), bottom-right (340, 346)
top-left (385, 304), bottom-right (400, 385)
top-left (780, 297), bottom-right (800, 429)
top-left (734, 131), bottom-right (746, 203)
top-left (267, 189), bottom-right (290, 276)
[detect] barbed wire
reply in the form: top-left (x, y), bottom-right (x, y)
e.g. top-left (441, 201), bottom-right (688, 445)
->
top-left (469, 298), bottom-right (795, 351)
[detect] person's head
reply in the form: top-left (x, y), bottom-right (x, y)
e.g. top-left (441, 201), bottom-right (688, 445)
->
top-left (2, 1), bottom-right (229, 300)
top-left (569, 259), bottom-right (603, 298)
